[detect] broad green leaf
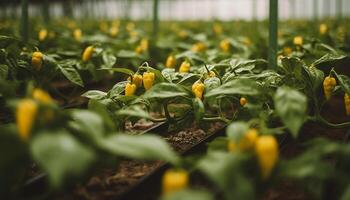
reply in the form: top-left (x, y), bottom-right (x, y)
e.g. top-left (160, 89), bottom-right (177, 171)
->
top-left (0, 64), bottom-right (8, 79)
top-left (332, 70), bottom-right (350, 95)
top-left (57, 64), bottom-right (84, 87)
top-left (31, 131), bottom-right (95, 188)
top-left (161, 189), bottom-right (214, 200)
top-left (303, 66), bottom-right (324, 93)
top-left (101, 67), bottom-right (134, 76)
top-left (205, 78), bottom-right (260, 98)
top-left (82, 90), bottom-right (107, 100)
top-left (193, 98), bottom-right (204, 123)
top-left (281, 57), bottom-right (303, 77)
top-left (108, 81), bottom-right (128, 98)
top-left (102, 51), bottom-right (116, 68)
top-left (117, 50), bottom-right (140, 58)
top-left (69, 110), bottom-right (105, 141)
top-left (274, 87), bottom-right (307, 137)
top-left (143, 83), bottom-right (190, 100)
top-left (99, 134), bottom-right (180, 165)
top-left (116, 105), bottom-right (152, 120)
top-left (204, 77), bottom-right (221, 92)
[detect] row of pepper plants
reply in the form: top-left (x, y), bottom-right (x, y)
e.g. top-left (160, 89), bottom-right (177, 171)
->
top-left (1, 17), bottom-right (350, 199)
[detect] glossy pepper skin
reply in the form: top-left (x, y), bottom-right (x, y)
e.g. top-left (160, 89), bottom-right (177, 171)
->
top-left (323, 76), bottom-right (337, 100)
top-left (179, 61), bottom-right (190, 73)
top-left (31, 51), bottom-right (44, 71)
top-left (143, 72), bottom-right (155, 90)
top-left (82, 46), bottom-right (94, 62)
top-left (38, 29), bottom-right (48, 41)
top-left (345, 93), bottom-right (350, 116)
top-left (192, 81), bottom-right (205, 99)
top-left (255, 135), bottom-right (279, 179)
top-left (228, 128), bottom-right (258, 152)
top-left (220, 39), bottom-right (230, 53)
top-left (32, 89), bottom-right (53, 104)
top-left (166, 55), bottom-right (176, 68)
top-left (125, 83), bottom-right (137, 96)
top-left (162, 169), bottom-right (189, 195)
top-left (132, 74), bottom-right (143, 88)
top-left (16, 99), bottom-right (38, 141)
top-left (240, 97), bottom-right (247, 106)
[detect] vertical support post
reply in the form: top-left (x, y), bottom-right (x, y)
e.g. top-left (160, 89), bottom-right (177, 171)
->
top-left (153, 0), bottom-right (159, 40)
top-left (252, 0), bottom-right (257, 21)
top-left (268, 0), bottom-right (278, 69)
top-left (20, 0), bottom-right (29, 42)
top-left (289, 0), bottom-right (295, 19)
top-left (42, 0), bottom-right (50, 25)
top-left (337, 0), bottom-right (342, 20)
top-left (314, 0), bottom-right (318, 22)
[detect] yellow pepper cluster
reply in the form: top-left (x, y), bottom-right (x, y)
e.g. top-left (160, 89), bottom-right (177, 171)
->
top-left (38, 29), bottom-right (48, 41)
top-left (192, 80), bottom-right (205, 99)
top-left (220, 39), bottom-right (231, 53)
top-left (82, 46), bottom-right (94, 62)
top-left (125, 83), bottom-right (137, 96)
top-left (344, 93), bottom-right (350, 116)
top-left (31, 51), bottom-right (44, 71)
top-left (162, 169), bottom-right (189, 195)
top-left (73, 28), bottom-right (82, 42)
top-left (179, 60), bottom-right (190, 73)
top-left (165, 55), bottom-right (176, 68)
top-left (323, 76), bottom-right (336, 100)
top-left (191, 42), bottom-right (207, 53)
top-left (143, 72), bottom-right (155, 91)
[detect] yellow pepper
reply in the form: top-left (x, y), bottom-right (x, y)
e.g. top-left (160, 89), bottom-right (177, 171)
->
top-left (179, 60), bottom-right (190, 73)
top-left (135, 45), bottom-right (143, 54)
top-left (126, 22), bottom-right (135, 32)
top-left (32, 89), bottom-right (53, 104)
top-left (283, 47), bottom-right (292, 56)
top-left (162, 169), bottom-right (189, 195)
top-left (220, 39), bottom-right (230, 53)
top-left (191, 42), bottom-right (207, 53)
top-left (213, 23), bottom-right (223, 35)
top-left (293, 36), bottom-right (303, 46)
top-left (31, 51), bottom-right (44, 71)
top-left (73, 28), bottom-right (82, 41)
top-left (16, 99), bottom-right (38, 141)
top-left (228, 128), bottom-right (258, 152)
top-left (82, 46), bottom-right (94, 62)
top-left (125, 83), bottom-right (137, 96)
top-left (243, 37), bottom-right (252, 46)
top-left (130, 74), bottom-right (143, 88)
top-left (255, 135), bottom-right (279, 179)
top-left (323, 76), bottom-right (336, 100)
top-left (178, 30), bottom-right (188, 38)
top-left (240, 97), bottom-right (247, 106)
top-left (38, 29), bottom-right (48, 41)
top-left (109, 26), bottom-right (119, 37)
top-left (192, 81), bottom-right (205, 99)
top-left (344, 93), bottom-right (350, 116)
top-left (143, 72), bottom-right (155, 90)
top-left (207, 71), bottom-right (216, 78)
top-left (166, 55), bottom-right (176, 68)
top-left (140, 38), bottom-right (149, 51)
top-left (319, 24), bottom-right (328, 35)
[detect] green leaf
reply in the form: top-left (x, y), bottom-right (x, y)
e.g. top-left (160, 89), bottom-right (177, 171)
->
top-left (204, 77), bottom-right (221, 92)
top-left (69, 110), bottom-right (105, 141)
top-left (101, 67), bottom-right (134, 76)
top-left (303, 66), bottom-right (324, 93)
top-left (82, 90), bottom-right (107, 100)
top-left (274, 87), bottom-right (307, 137)
top-left (102, 51), bottom-right (116, 68)
top-left (193, 98), bottom-right (204, 123)
top-left (281, 57), bottom-right (303, 77)
top-left (226, 121), bottom-right (249, 142)
top-left (99, 134), bottom-right (180, 166)
top-left (143, 83), bottom-right (190, 100)
top-left (57, 64), bottom-right (84, 87)
top-left (117, 50), bottom-right (140, 58)
top-left (161, 189), bottom-right (214, 200)
top-left (116, 105), bottom-right (152, 120)
top-left (205, 78), bottom-right (260, 98)
top-left (31, 131), bottom-right (95, 188)
top-left (0, 64), bottom-right (8, 79)
top-left (108, 81), bottom-right (128, 98)
top-left (332, 70), bottom-right (350, 95)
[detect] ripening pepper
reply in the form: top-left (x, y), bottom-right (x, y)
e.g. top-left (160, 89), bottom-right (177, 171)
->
top-left (73, 28), bottom-right (82, 41)
top-left (16, 99), bottom-right (38, 141)
top-left (140, 38), bottom-right (149, 51)
top-left (143, 72), bottom-right (155, 90)
top-left (220, 39), bottom-right (230, 53)
top-left (240, 97), bottom-right (247, 106)
top-left (31, 51), bottom-right (44, 71)
top-left (207, 71), bottom-right (216, 78)
top-left (191, 42), bottom-right (207, 53)
top-left (38, 29), bottom-right (48, 41)
top-left (135, 45), bottom-right (143, 54)
top-left (323, 76), bottom-right (337, 100)
top-left (283, 47), bottom-right (292, 56)
top-left (319, 24), bottom-right (328, 35)
top-left (228, 128), bottom-right (258, 152)
top-left (255, 135), bottom-right (279, 179)
top-left (192, 81), bottom-right (205, 99)
top-left (131, 74), bottom-right (143, 88)
top-left (82, 46), bottom-right (94, 62)
top-left (344, 93), bottom-right (350, 116)
top-left (32, 89), bottom-right (53, 104)
top-left (109, 26), bottom-right (119, 37)
top-left (293, 36), bottom-right (303, 46)
top-left (179, 60), bottom-right (190, 73)
top-left (162, 169), bottom-right (189, 195)
top-left (125, 83), bottom-right (137, 96)
top-left (166, 55), bottom-right (176, 68)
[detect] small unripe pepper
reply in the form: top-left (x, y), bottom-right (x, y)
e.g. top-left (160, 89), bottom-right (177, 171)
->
top-left (125, 83), bottom-right (137, 96)
top-left (192, 81), bottom-right (205, 99)
top-left (73, 28), bottom-right (82, 41)
top-left (143, 72), bottom-right (155, 90)
top-left (255, 135), bottom-right (279, 179)
top-left (179, 60), bottom-right (190, 73)
top-left (32, 88), bottom-right (53, 104)
top-left (82, 46), bottom-right (94, 62)
top-left (293, 36), bottom-right (303, 46)
top-left (162, 169), bottom-right (189, 195)
top-left (38, 29), bottom-right (48, 41)
top-left (344, 93), bottom-right (350, 116)
top-left (220, 39), bottom-right (230, 53)
top-left (240, 97), bottom-right (247, 106)
top-left (31, 51), bottom-right (44, 71)
top-left (16, 99), bottom-right (38, 141)
top-left (323, 76), bottom-right (336, 100)
top-left (165, 55), bottom-right (176, 68)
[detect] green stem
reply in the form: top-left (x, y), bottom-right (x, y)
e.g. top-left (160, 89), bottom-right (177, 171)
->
top-left (309, 115), bottom-right (350, 129)
top-left (268, 0), bottom-right (278, 70)
top-left (163, 102), bottom-right (173, 122)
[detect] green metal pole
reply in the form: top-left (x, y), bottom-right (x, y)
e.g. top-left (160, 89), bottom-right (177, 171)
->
top-left (42, 0), bottom-right (50, 25)
top-left (289, 0), bottom-right (295, 19)
top-left (337, 0), bottom-right (342, 20)
top-left (268, 0), bottom-right (278, 69)
top-left (314, 0), bottom-right (318, 22)
top-left (20, 0), bottom-right (28, 42)
top-left (252, 0), bottom-right (257, 21)
top-left (153, 0), bottom-right (159, 39)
